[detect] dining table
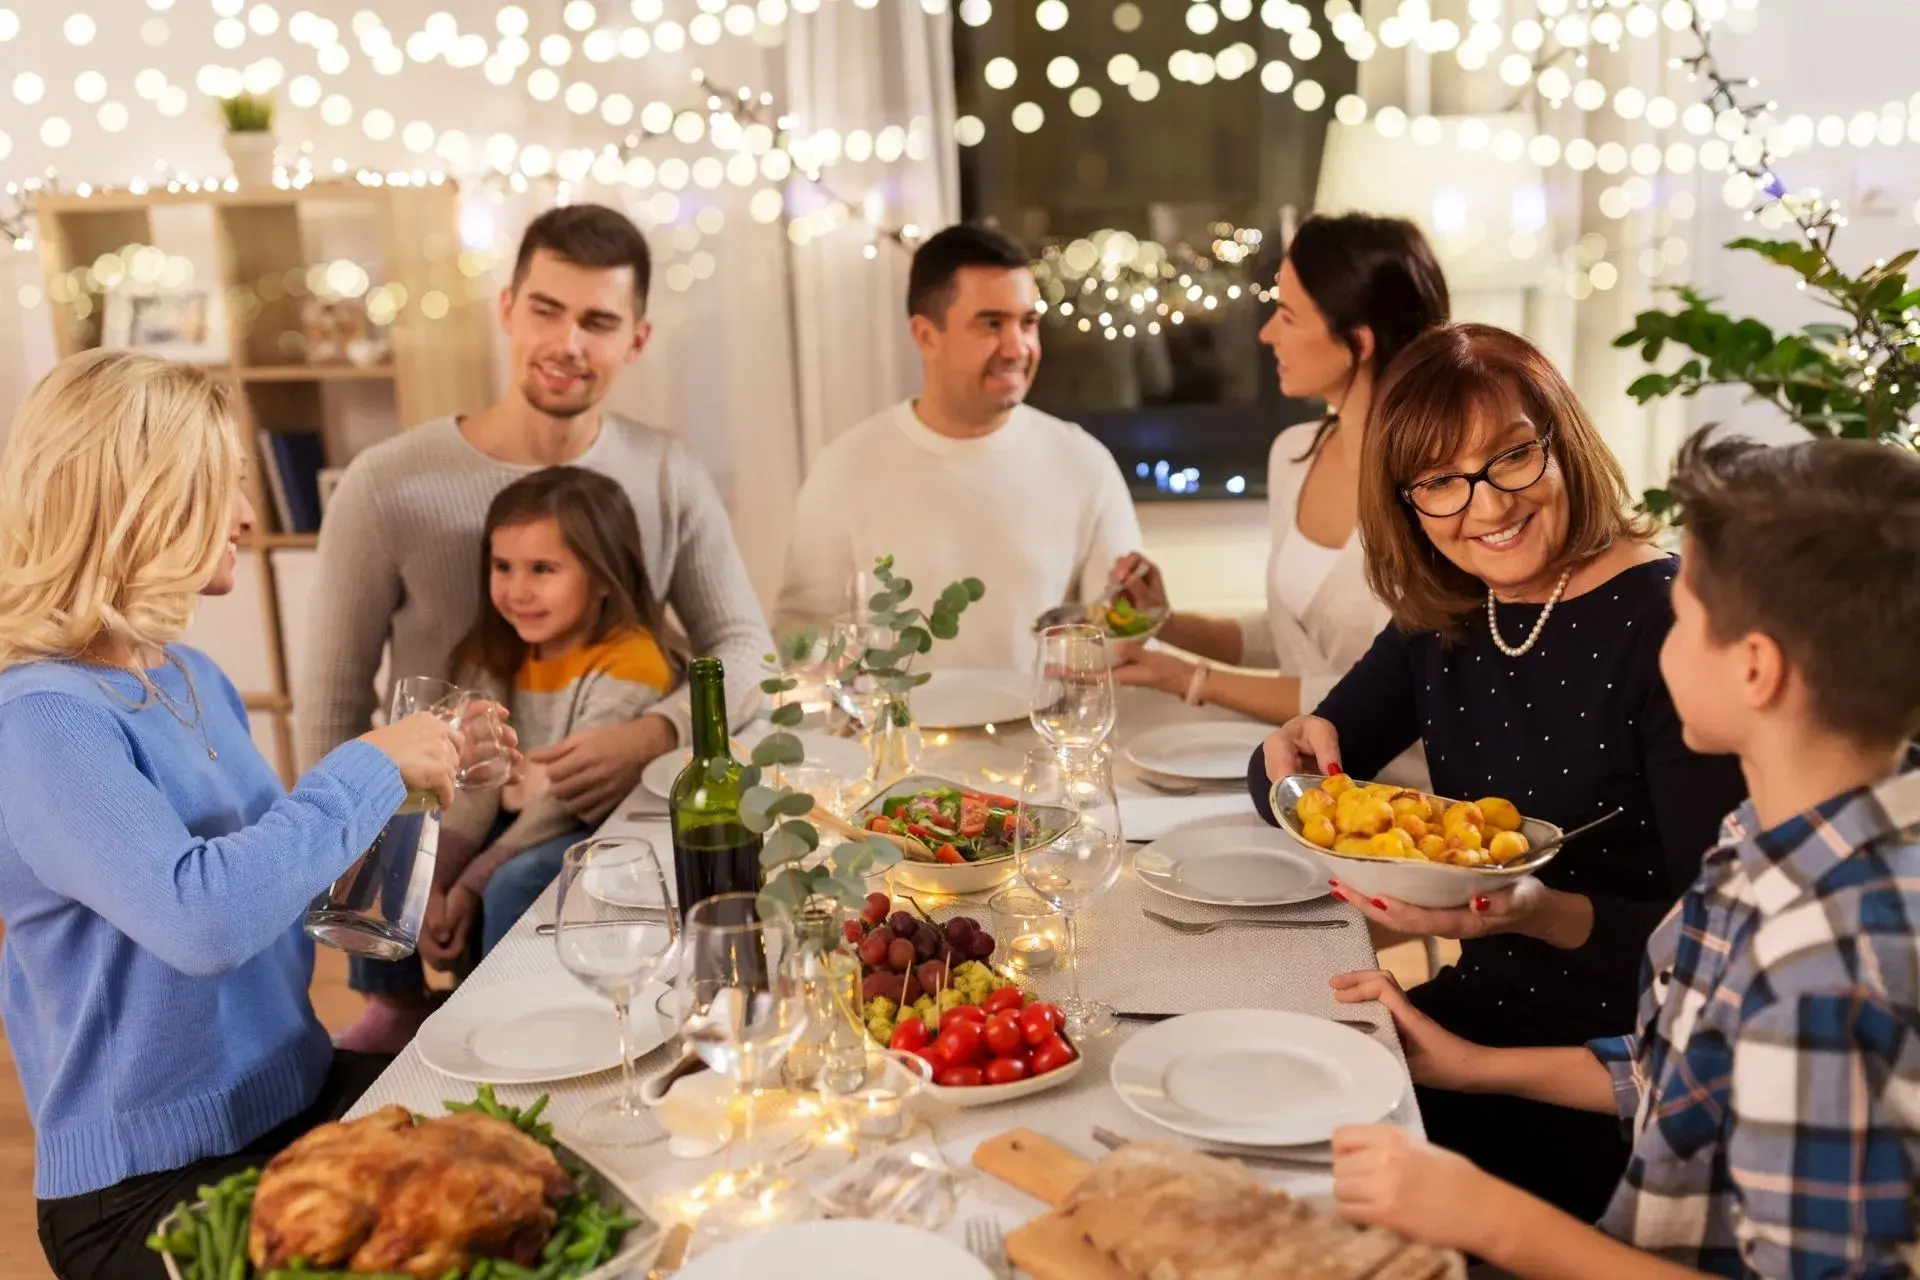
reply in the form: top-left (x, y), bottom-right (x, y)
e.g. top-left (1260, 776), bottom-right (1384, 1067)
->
top-left (346, 682), bottom-right (1426, 1270)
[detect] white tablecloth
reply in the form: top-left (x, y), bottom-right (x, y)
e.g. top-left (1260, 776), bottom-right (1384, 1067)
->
top-left (348, 687), bottom-right (1424, 1265)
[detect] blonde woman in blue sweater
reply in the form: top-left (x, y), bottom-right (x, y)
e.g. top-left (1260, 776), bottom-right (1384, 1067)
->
top-left (0, 352), bottom-right (482, 1280)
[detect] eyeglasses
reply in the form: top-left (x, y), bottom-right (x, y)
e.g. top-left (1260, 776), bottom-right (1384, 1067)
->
top-left (1400, 431), bottom-right (1554, 518)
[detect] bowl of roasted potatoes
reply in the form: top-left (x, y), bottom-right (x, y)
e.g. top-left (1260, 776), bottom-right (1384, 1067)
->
top-left (1269, 774), bottom-right (1563, 908)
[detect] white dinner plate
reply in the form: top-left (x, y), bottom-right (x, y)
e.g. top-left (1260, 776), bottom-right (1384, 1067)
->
top-left (1111, 1009), bottom-right (1406, 1147)
top-left (1134, 820), bottom-right (1328, 907)
top-left (1125, 721), bottom-right (1271, 781)
top-left (639, 731), bottom-right (868, 799)
top-left (913, 669), bottom-right (1032, 729)
top-left (416, 974), bottom-right (666, 1085)
top-left (678, 1220), bottom-right (991, 1280)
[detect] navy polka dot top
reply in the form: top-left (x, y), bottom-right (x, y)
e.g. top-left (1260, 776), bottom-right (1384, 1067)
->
top-left (1251, 557), bottom-right (1748, 1046)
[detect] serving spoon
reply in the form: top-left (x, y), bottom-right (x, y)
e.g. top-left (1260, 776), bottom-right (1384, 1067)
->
top-left (1032, 561), bottom-right (1150, 634)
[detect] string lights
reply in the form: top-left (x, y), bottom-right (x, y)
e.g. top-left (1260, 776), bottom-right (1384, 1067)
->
top-left (1033, 224), bottom-right (1263, 341)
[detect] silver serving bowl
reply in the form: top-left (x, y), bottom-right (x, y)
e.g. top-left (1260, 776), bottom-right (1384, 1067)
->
top-left (1268, 774), bottom-right (1563, 909)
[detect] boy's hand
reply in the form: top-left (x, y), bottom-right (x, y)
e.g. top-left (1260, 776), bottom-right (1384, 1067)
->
top-left (1330, 969), bottom-right (1487, 1091)
top-left (1333, 1125), bottom-right (1497, 1255)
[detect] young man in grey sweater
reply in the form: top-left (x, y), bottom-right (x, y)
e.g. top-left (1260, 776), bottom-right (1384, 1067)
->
top-left (298, 204), bottom-right (771, 1047)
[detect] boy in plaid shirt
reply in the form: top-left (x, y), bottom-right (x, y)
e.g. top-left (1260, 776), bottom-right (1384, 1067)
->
top-left (1326, 432), bottom-right (1920, 1278)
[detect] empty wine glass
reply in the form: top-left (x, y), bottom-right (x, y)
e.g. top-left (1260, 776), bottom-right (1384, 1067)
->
top-left (1031, 624), bottom-right (1116, 757)
top-left (1014, 748), bottom-right (1124, 1039)
top-left (825, 613), bottom-right (891, 728)
top-left (552, 837), bottom-right (679, 1147)
top-left (677, 894), bottom-right (812, 1231)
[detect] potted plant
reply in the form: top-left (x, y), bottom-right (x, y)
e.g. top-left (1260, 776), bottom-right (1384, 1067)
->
top-left (1617, 233), bottom-right (1919, 514)
top-left (219, 92), bottom-right (277, 186)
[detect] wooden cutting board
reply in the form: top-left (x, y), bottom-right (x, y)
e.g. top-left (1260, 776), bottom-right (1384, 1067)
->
top-left (970, 1128), bottom-right (1129, 1280)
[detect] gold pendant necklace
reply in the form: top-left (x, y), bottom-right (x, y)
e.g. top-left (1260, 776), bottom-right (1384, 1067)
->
top-left (90, 651), bottom-right (218, 760)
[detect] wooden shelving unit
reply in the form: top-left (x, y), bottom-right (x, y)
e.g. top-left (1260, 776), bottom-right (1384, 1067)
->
top-left (35, 180), bottom-right (496, 781)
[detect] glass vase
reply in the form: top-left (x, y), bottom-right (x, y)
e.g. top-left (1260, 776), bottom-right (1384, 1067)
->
top-left (862, 692), bottom-right (920, 790)
top-left (782, 904), bottom-right (868, 1093)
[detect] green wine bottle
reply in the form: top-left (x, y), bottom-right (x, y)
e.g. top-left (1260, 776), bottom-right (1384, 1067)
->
top-left (669, 657), bottom-right (763, 922)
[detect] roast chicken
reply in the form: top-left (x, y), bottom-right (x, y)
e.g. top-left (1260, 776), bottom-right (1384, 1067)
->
top-left (247, 1105), bottom-right (574, 1277)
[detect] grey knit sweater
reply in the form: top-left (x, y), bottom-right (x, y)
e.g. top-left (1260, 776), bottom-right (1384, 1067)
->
top-left (293, 416), bottom-right (770, 768)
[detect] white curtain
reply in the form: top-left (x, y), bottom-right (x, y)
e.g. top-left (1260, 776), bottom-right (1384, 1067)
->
top-left (783, 2), bottom-right (961, 467)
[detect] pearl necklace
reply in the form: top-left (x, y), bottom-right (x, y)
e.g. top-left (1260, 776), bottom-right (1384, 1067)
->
top-left (1486, 567), bottom-right (1573, 658)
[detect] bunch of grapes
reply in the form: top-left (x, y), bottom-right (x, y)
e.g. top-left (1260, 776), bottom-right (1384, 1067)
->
top-left (848, 892), bottom-right (1012, 1044)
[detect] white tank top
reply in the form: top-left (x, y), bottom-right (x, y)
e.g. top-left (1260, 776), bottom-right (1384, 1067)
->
top-left (1270, 523), bottom-right (1347, 627)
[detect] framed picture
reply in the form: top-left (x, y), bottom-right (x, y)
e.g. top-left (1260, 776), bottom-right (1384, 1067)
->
top-left (102, 287), bottom-right (230, 363)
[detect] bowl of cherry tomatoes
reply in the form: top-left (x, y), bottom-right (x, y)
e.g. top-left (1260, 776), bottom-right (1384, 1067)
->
top-left (887, 987), bottom-right (1083, 1107)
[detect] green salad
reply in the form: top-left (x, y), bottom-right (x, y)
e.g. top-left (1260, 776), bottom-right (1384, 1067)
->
top-left (862, 784), bottom-right (1032, 864)
top-left (1099, 595), bottom-right (1160, 638)
top-left (147, 1086), bottom-right (638, 1280)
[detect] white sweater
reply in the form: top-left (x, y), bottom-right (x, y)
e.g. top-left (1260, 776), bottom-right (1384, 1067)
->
top-left (1238, 422), bottom-right (1427, 787)
top-left (774, 401), bottom-right (1144, 671)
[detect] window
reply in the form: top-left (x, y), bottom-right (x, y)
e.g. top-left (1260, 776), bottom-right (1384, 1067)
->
top-left (955, 2), bottom-right (1355, 499)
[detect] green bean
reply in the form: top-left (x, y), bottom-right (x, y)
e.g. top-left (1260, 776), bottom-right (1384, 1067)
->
top-left (193, 1215), bottom-right (218, 1280)
top-left (470, 1261), bottom-right (494, 1280)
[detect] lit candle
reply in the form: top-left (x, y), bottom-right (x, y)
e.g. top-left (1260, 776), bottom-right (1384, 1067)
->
top-left (1009, 932), bottom-right (1057, 969)
top-left (854, 1086), bottom-right (905, 1138)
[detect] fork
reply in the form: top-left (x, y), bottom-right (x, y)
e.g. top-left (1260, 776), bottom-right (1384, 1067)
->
top-left (1133, 773), bottom-right (1243, 797)
top-left (1142, 908), bottom-right (1349, 934)
top-left (965, 1216), bottom-right (1012, 1280)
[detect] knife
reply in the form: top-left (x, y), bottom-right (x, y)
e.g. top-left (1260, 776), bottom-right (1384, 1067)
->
top-left (1115, 1011), bottom-right (1379, 1035)
top-left (1091, 1125), bottom-right (1333, 1170)
top-left (646, 1222), bottom-right (692, 1279)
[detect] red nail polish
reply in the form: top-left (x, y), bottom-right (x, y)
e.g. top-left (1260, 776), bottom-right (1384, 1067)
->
top-left (1327, 879), bottom-right (1340, 887)
top-left (1327, 763), bottom-right (1344, 776)
top-left (1371, 898), bottom-right (1388, 911)
top-left (1331, 890), bottom-right (1348, 903)
top-left (1471, 895), bottom-right (1490, 912)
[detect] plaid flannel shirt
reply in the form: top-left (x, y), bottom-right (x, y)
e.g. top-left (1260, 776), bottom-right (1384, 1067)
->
top-left (1587, 765), bottom-right (1920, 1279)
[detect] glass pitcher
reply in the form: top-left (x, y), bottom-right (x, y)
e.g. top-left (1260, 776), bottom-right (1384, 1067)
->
top-left (304, 788), bottom-right (440, 960)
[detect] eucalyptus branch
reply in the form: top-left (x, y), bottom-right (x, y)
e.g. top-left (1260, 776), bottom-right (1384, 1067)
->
top-left (746, 555), bottom-right (984, 934)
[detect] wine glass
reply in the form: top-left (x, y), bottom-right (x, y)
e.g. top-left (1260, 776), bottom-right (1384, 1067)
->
top-left (552, 838), bottom-right (679, 1147)
top-left (676, 893), bottom-right (812, 1230)
top-left (825, 613), bottom-right (891, 728)
top-left (1013, 747), bottom-right (1124, 1039)
top-left (1031, 624), bottom-right (1117, 757)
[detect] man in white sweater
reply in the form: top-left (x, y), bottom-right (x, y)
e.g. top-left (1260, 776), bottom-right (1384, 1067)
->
top-left (774, 224), bottom-right (1143, 670)
top-left (299, 205), bottom-right (770, 821)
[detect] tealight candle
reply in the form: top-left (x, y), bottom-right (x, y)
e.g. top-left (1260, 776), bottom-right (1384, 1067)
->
top-left (991, 886), bottom-right (1065, 973)
top-left (853, 1085), bottom-right (905, 1138)
top-left (1009, 932), bottom-right (1058, 968)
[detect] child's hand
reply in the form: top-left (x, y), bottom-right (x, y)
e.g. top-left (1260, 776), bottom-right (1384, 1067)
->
top-left (1333, 1126), bottom-right (1496, 1254)
top-left (419, 885), bottom-right (479, 971)
top-left (1329, 969), bottom-right (1487, 1091)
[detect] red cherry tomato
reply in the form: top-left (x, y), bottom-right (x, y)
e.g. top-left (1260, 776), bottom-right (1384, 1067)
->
top-left (913, 1046), bottom-right (944, 1075)
top-left (1031, 1034), bottom-right (1075, 1076)
top-left (941, 1004), bottom-right (987, 1029)
top-left (933, 843), bottom-right (966, 865)
top-left (1020, 1003), bottom-right (1060, 1047)
top-left (983, 1056), bottom-right (1031, 1086)
top-left (983, 1013), bottom-right (1024, 1058)
top-left (889, 1019), bottom-right (929, 1053)
top-left (937, 1022), bottom-right (985, 1066)
top-left (935, 1065), bottom-right (985, 1088)
top-left (982, 987), bottom-right (1025, 1016)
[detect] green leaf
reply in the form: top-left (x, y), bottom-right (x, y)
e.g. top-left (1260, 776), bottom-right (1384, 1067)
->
top-left (767, 790), bottom-right (816, 819)
top-left (758, 881), bottom-right (803, 920)
top-left (928, 612), bottom-right (959, 641)
top-left (876, 674), bottom-right (918, 695)
top-left (760, 825), bottom-right (812, 867)
top-left (899, 625), bottom-right (932, 655)
top-left (740, 764), bottom-right (763, 789)
top-left (861, 839), bottom-right (903, 870)
top-left (705, 759), bottom-right (732, 785)
top-left (769, 701), bottom-right (805, 728)
top-left (777, 628), bottom-right (819, 666)
top-left (962, 577), bottom-right (986, 601)
top-left (751, 732), bottom-right (805, 768)
top-left (823, 876), bottom-right (868, 908)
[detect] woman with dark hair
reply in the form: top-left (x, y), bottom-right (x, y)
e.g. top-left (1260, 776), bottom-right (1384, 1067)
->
top-left (337, 465), bottom-right (683, 1052)
top-left (1110, 214), bottom-right (1449, 763)
top-left (1250, 323), bottom-right (1747, 1221)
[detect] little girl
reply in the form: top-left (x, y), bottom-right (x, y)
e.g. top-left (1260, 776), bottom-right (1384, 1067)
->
top-left (337, 466), bottom-right (680, 1052)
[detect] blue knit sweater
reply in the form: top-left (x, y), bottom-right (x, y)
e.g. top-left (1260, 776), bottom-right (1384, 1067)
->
top-left (0, 646), bottom-right (403, 1199)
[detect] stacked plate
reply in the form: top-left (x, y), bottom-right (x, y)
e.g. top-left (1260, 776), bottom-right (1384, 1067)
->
top-left (416, 974), bottom-right (669, 1085)
top-left (1111, 1010), bottom-right (1406, 1172)
top-left (1123, 721), bottom-right (1269, 787)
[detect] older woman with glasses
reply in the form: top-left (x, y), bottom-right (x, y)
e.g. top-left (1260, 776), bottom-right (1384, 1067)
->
top-left (1250, 324), bottom-right (1746, 1222)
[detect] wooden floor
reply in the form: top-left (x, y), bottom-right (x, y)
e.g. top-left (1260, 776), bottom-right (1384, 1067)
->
top-left (0, 940), bottom-right (1444, 1280)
